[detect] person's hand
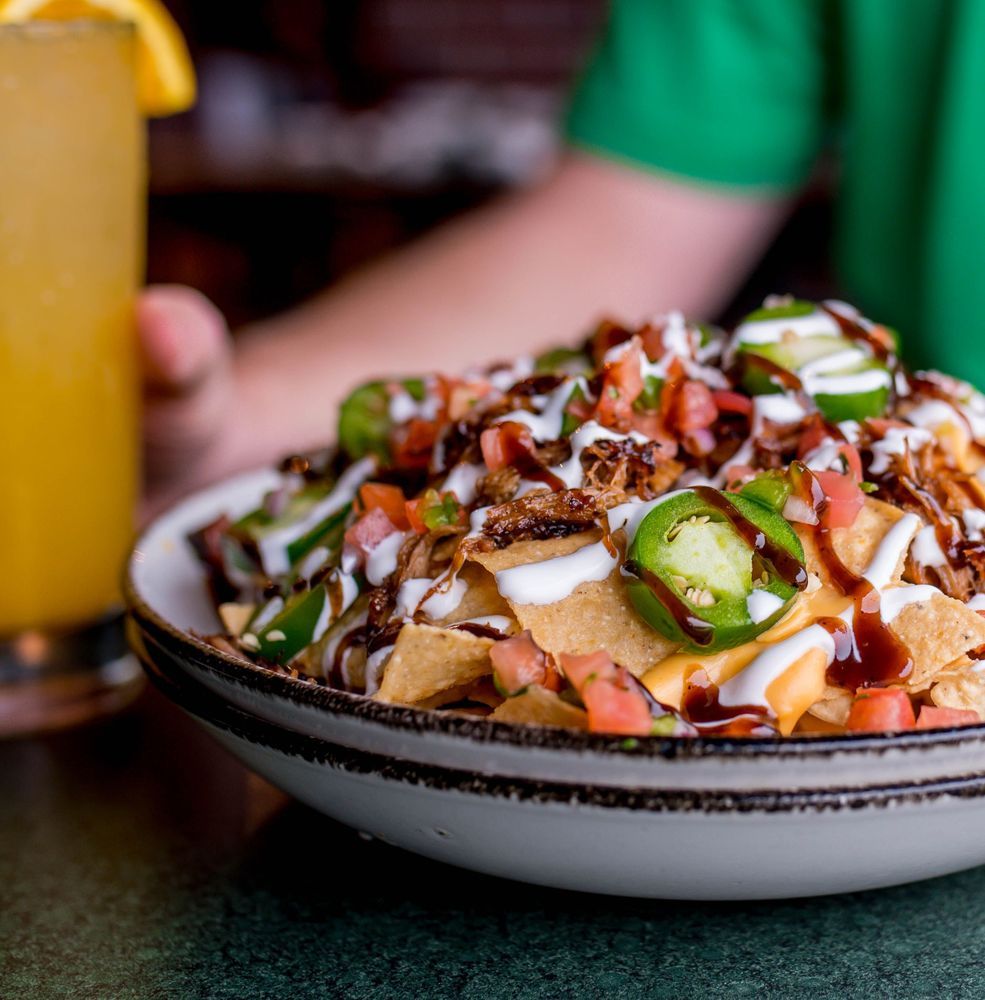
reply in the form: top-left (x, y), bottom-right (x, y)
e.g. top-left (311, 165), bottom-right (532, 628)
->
top-left (138, 284), bottom-right (239, 519)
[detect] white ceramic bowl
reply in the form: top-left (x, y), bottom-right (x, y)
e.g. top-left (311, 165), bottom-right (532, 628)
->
top-left (126, 469), bottom-right (985, 900)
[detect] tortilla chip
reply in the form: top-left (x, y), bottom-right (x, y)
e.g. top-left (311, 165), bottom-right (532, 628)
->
top-left (435, 561), bottom-right (514, 625)
top-left (808, 685), bottom-right (852, 726)
top-left (473, 530), bottom-right (677, 677)
top-left (893, 594), bottom-right (985, 691)
top-left (374, 623), bottom-right (494, 704)
top-left (219, 602), bottom-right (254, 637)
top-left (412, 681), bottom-right (476, 710)
top-left (930, 661), bottom-right (985, 715)
top-left (491, 685), bottom-right (588, 729)
top-left (796, 497), bottom-right (905, 583)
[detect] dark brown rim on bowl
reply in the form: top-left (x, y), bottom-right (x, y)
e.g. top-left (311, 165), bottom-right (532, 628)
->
top-left (124, 498), bottom-right (985, 762)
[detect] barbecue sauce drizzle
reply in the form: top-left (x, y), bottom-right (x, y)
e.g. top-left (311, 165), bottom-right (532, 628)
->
top-left (788, 463), bottom-right (914, 690)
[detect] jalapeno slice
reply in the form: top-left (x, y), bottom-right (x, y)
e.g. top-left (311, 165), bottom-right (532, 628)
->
top-left (625, 488), bottom-right (807, 652)
top-left (734, 301), bottom-right (891, 421)
top-left (338, 378), bottom-right (426, 460)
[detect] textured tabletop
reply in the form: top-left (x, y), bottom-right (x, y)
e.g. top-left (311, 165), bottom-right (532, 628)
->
top-left (3, 685), bottom-right (985, 999)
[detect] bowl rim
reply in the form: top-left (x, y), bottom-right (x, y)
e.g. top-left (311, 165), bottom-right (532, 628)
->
top-left (124, 470), bottom-right (985, 762)
top-left (138, 627), bottom-right (985, 812)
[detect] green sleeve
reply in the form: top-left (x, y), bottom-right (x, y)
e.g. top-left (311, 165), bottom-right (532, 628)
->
top-left (566, 0), bottom-right (832, 191)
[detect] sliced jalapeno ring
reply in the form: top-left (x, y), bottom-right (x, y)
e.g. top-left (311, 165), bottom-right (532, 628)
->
top-left (625, 488), bottom-right (806, 653)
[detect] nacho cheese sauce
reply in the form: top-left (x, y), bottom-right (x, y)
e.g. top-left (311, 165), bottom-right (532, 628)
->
top-left (191, 293), bottom-right (985, 737)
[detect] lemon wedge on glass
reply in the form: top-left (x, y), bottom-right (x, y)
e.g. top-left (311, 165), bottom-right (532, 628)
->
top-left (0, 0), bottom-right (195, 115)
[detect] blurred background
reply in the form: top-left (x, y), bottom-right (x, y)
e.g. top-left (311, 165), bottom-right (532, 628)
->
top-left (150, 0), bottom-right (835, 331)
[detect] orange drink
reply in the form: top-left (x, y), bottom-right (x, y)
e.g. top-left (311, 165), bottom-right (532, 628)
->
top-left (0, 20), bottom-right (144, 634)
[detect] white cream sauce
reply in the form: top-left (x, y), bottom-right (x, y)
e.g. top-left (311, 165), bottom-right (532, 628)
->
top-left (365, 530), bottom-right (406, 587)
top-left (258, 455), bottom-right (376, 576)
top-left (440, 462), bottom-right (485, 506)
top-left (746, 590), bottom-right (785, 624)
top-left (910, 524), bottom-right (948, 569)
top-left (867, 425), bottom-right (932, 475)
top-left (801, 368), bottom-right (892, 397)
top-left (733, 309), bottom-right (841, 346)
top-left (494, 539), bottom-right (618, 606)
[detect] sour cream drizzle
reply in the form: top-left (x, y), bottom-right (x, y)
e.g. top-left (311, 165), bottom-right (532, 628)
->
top-left (365, 530), bottom-right (406, 587)
top-left (495, 539), bottom-right (618, 606)
top-left (733, 309), bottom-right (841, 346)
top-left (258, 455), bottom-right (376, 576)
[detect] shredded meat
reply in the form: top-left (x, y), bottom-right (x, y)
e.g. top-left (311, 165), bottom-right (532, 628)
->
top-left (580, 439), bottom-right (684, 498)
top-left (871, 440), bottom-right (985, 600)
top-left (475, 466), bottom-right (521, 506)
top-left (481, 488), bottom-right (615, 548)
top-left (397, 525), bottom-right (464, 581)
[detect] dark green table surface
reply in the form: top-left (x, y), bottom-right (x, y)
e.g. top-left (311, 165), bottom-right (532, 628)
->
top-left (4, 684), bottom-right (985, 1000)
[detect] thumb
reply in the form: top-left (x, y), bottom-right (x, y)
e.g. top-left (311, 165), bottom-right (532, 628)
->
top-left (138, 284), bottom-right (231, 394)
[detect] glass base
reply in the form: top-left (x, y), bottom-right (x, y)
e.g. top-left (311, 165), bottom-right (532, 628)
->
top-left (0, 613), bottom-right (145, 739)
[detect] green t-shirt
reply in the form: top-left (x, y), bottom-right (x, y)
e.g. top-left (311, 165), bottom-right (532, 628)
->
top-left (567, 0), bottom-right (985, 387)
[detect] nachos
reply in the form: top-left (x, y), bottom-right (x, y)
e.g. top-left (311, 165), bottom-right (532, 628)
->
top-left (191, 297), bottom-right (985, 737)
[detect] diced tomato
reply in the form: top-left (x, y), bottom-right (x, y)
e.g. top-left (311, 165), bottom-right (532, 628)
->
top-left (711, 389), bottom-right (754, 417)
top-left (490, 630), bottom-right (559, 695)
top-left (582, 677), bottom-right (654, 736)
top-left (390, 417), bottom-right (438, 469)
top-left (667, 379), bottom-right (718, 433)
top-left (723, 464), bottom-right (757, 489)
top-left (589, 319), bottom-right (634, 366)
top-left (437, 375), bottom-right (491, 422)
top-left (595, 339), bottom-right (645, 431)
top-left (404, 498), bottom-right (428, 534)
top-left (344, 507), bottom-right (397, 556)
top-left (358, 482), bottom-right (409, 530)
top-left (916, 705), bottom-right (981, 729)
top-left (796, 417), bottom-right (863, 482)
top-left (559, 650), bottom-right (618, 693)
top-left (639, 322), bottom-right (666, 362)
top-left (559, 651), bottom-right (653, 735)
top-left (814, 469), bottom-right (865, 529)
top-left (627, 408), bottom-right (679, 457)
top-left (480, 421), bottom-right (538, 471)
top-left (845, 688), bottom-right (916, 733)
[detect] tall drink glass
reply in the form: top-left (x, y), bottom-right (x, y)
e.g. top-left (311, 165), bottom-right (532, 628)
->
top-left (0, 20), bottom-right (145, 734)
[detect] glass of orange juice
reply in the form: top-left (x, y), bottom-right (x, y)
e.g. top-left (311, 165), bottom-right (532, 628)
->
top-left (0, 8), bottom-right (193, 736)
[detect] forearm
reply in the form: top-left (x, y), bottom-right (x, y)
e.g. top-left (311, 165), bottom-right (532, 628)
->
top-left (225, 151), bottom-right (792, 467)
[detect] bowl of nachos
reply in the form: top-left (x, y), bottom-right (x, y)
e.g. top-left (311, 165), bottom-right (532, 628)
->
top-left (127, 296), bottom-right (985, 899)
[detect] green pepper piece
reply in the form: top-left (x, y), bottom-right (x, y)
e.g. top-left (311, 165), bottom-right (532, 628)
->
top-left (626, 489), bottom-right (805, 653)
top-left (633, 374), bottom-right (664, 412)
top-left (534, 346), bottom-right (592, 376)
top-left (250, 584), bottom-right (330, 663)
top-left (560, 381), bottom-right (589, 436)
top-left (338, 381), bottom-right (391, 461)
top-left (337, 377), bottom-right (426, 461)
top-left (285, 503), bottom-right (351, 568)
top-left (739, 471), bottom-right (792, 513)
